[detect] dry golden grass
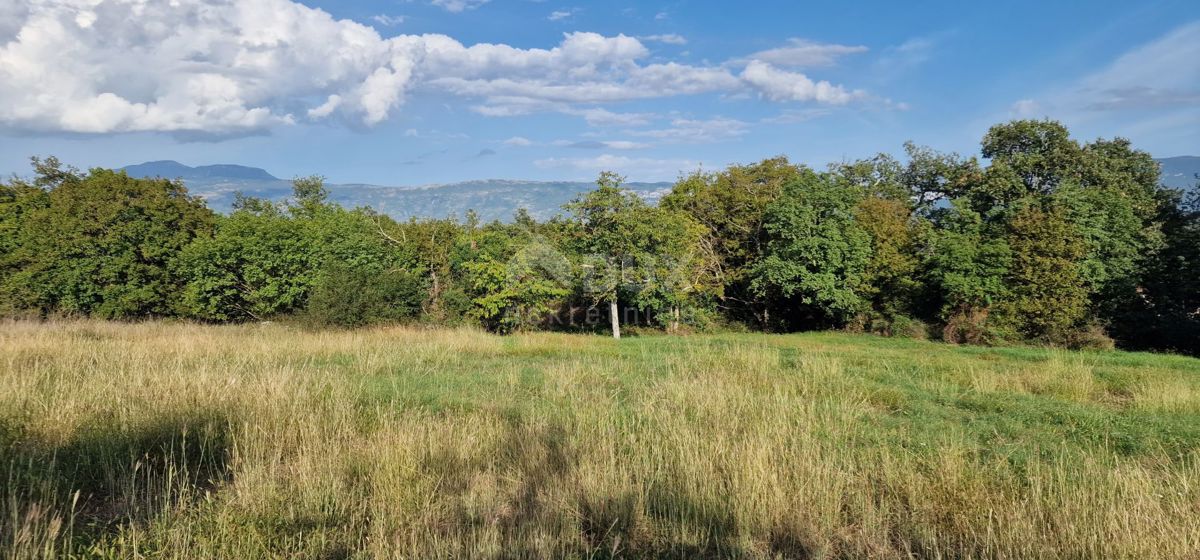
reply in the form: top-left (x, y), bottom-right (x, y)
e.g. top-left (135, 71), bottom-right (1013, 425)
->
top-left (1, 320), bottom-right (1199, 558)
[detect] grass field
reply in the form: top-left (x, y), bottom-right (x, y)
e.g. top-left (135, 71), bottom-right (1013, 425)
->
top-left (2, 322), bottom-right (1199, 559)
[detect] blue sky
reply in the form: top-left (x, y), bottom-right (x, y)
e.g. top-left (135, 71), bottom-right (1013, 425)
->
top-left (1, 0), bottom-right (1197, 185)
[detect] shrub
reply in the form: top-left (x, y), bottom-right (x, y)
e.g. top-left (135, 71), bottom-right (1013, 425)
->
top-left (1066, 324), bottom-right (1116, 351)
top-left (303, 262), bottom-right (427, 328)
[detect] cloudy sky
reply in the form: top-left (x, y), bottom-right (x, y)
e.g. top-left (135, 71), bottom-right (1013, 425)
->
top-left (0, 0), bottom-right (1197, 184)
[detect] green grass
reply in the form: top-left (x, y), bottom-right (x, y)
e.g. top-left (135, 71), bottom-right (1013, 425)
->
top-left (2, 321), bottom-right (1199, 558)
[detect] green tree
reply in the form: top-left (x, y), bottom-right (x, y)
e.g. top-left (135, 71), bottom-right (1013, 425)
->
top-left (997, 201), bottom-right (1089, 343)
top-left (0, 175), bottom-right (51, 314)
top-left (924, 202), bottom-right (1012, 344)
top-left (177, 178), bottom-right (419, 322)
top-left (455, 223), bottom-right (571, 333)
top-left (1113, 185), bottom-right (1200, 354)
top-left (854, 196), bottom-right (924, 327)
top-left (175, 209), bottom-right (317, 321)
top-left (750, 170), bottom-right (872, 329)
top-left (980, 119), bottom-right (1082, 198)
top-left (661, 157), bottom-right (802, 326)
top-left (565, 172), bottom-right (664, 339)
top-left (9, 163), bottom-right (214, 318)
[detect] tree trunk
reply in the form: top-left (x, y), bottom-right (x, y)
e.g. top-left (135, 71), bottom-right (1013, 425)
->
top-left (671, 305), bottom-right (680, 333)
top-left (609, 299), bottom-right (621, 339)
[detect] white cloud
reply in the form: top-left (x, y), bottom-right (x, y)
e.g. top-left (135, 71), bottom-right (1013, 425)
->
top-left (0, 0), bottom-right (874, 137)
top-left (308, 95), bottom-right (343, 119)
top-left (0, 0), bottom-right (400, 135)
top-left (641, 34), bottom-right (687, 45)
top-left (628, 117), bottom-right (750, 142)
top-left (1003, 21), bottom-right (1200, 147)
top-left (744, 39), bottom-right (867, 68)
top-left (372, 14), bottom-right (406, 26)
top-left (429, 0), bottom-right (491, 13)
top-left (566, 108), bottom-right (656, 127)
top-left (740, 61), bottom-right (865, 104)
top-left (1075, 22), bottom-right (1200, 112)
top-left (504, 136), bottom-right (533, 146)
top-left (472, 102), bottom-right (657, 127)
top-left (547, 10), bottom-right (575, 21)
top-left (600, 140), bottom-right (649, 150)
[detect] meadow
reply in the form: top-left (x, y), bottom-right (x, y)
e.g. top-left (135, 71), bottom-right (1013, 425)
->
top-left (2, 321), bottom-right (1199, 559)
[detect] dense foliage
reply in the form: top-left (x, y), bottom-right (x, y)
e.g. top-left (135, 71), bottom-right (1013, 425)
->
top-left (1, 120), bottom-right (1196, 353)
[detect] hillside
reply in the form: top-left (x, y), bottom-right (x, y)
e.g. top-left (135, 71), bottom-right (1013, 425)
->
top-left (120, 161), bottom-right (671, 222)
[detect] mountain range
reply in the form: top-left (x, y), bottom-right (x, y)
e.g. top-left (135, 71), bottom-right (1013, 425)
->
top-left (121, 160), bottom-right (672, 222)
top-left (1157, 156), bottom-right (1200, 190)
top-left (119, 157), bottom-right (1200, 222)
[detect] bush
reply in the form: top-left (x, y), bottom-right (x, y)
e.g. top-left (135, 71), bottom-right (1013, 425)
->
top-left (847, 313), bottom-right (928, 340)
top-left (303, 262), bottom-right (427, 328)
top-left (1065, 324), bottom-right (1116, 351)
top-left (942, 309), bottom-right (995, 345)
top-left (889, 315), bottom-right (930, 340)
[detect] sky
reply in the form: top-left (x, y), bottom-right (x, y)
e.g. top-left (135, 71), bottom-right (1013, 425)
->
top-left (0, 0), bottom-right (1197, 185)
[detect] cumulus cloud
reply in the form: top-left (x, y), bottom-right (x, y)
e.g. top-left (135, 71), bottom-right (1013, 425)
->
top-left (740, 61), bottom-right (865, 104)
top-left (0, 0), bottom-right (401, 135)
top-left (0, 0), bottom-right (874, 137)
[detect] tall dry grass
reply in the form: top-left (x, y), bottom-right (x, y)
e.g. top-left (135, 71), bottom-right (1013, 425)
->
top-left (1, 321), bottom-right (1198, 558)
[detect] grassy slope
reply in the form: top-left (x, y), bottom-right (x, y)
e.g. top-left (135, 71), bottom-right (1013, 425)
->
top-left (1, 322), bottom-right (1198, 558)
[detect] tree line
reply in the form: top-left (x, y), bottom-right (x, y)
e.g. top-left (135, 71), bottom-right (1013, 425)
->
top-left (1, 119), bottom-right (1197, 354)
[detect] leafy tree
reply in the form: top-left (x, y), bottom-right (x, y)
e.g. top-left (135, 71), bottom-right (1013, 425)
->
top-left (924, 202), bottom-right (1012, 343)
top-left (1113, 185), bottom-right (1200, 354)
top-left (7, 163), bottom-right (214, 318)
top-left (465, 241), bottom-right (572, 333)
top-left (980, 119), bottom-right (1082, 197)
top-left (175, 209), bottom-right (317, 321)
top-left (997, 201), bottom-right (1089, 343)
top-left (176, 177), bottom-right (415, 321)
top-left (566, 172), bottom-right (670, 338)
top-left (854, 196), bottom-right (925, 327)
top-left (0, 176), bottom-right (51, 314)
top-left (750, 170), bottom-right (872, 329)
top-left (831, 143), bottom-right (979, 215)
top-left (661, 157), bottom-right (802, 325)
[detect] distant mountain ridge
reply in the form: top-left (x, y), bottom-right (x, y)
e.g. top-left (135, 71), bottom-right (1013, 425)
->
top-left (120, 160), bottom-right (671, 222)
top-left (1157, 156), bottom-right (1200, 190)
top-left (122, 160), bottom-right (279, 182)
top-left (119, 157), bottom-right (1199, 222)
